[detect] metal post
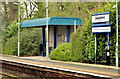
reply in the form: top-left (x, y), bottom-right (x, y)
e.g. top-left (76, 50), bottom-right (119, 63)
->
top-left (46, 0), bottom-right (49, 59)
top-left (108, 33), bottom-right (110, 50)
top-left (95, 33), bottom-right (97, 64)
top-left (42, 27), bottom-right (45, 56)
top-left (74, 20), bottom-right (76, 33)
top-left (67, 26), bottom-right (70, 43)
top-left (18, 3), bottom-right (20, 57)
top-left (53, 26), bottom-right (56, 49)
top-left (116, 0), bottom-right (119, 67)
top-left (29, 0), bottom-right (32, 18)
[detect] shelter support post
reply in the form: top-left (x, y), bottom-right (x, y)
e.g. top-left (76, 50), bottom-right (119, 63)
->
top-left (67, 26), bottom-right (70, 43)
top-left (42, 27), bottom-right (45, 56)
top-left (53, 26), bottom-right (56, 49)
top-left (74, 20), bottom-right (76, 33)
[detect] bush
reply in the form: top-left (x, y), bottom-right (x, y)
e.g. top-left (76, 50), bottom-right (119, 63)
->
top-left (0, 29), bottom-right (2, 53)
top-left (81, 2), bottom-right (117, 65)
top-left (50, 43), bottom-right (71, 61)
top-left (2, 20), bottom-right (18, 46)
top-left (20, 28), bottom-right (42, 56)
top-left (2, 35), bottom-right (18, 55)
top-left (50, 40), bottom-right (84, 62)
top-left (70, 27), bottom-right (84, 62)
top-left (2, 28), bottom-right (42, 56)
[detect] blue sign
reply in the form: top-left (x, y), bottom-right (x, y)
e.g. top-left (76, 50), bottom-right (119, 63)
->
top-left (91, 12), bottom-right (110, 26)
top-left (92, 26), bottom-right (111, 33)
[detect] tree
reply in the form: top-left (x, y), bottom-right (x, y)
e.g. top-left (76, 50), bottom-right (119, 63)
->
top-left (33, 2), bottom-right (46, 18)
top-left (2, 2), bottom-right (18, 27)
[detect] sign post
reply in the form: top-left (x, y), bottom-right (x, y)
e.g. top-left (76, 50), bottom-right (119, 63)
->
top-left (108, 33), bottom-right (110, 50)
top-left (95, 33), bottom-right (97, 64)
top-left (91, 12), bottom-right (111, 64)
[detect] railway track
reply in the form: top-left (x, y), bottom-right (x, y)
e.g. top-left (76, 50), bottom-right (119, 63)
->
top-left (0, 73), bottom-right (17, 79)
top-left (1, 54), bottom-right (118, 79)
top-left (0, 60), bottom-right (106, 79)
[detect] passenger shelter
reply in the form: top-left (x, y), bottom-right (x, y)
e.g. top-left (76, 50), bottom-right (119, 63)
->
top-left (21, 17), bottom-right (82, 56)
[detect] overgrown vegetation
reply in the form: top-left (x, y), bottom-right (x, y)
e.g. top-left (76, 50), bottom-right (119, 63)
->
top-left (82, 2), bottom-right (119, 65)
top-left (70, 27), bottom-right (84, 62)
top-left (50, 2), bottom-right (120, 66)
top-left (2, 20), bottom-right (42, 56)
top-left (20, 28), bottom-right (42, 56)
top-left (1, 2), bottom-right (120, 66)
top-left (50, 43), bottom-right (71, 61)
top-left (0, 28), bottom-right (1, 53)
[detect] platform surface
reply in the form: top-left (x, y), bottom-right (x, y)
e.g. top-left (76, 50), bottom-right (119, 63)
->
top-left (0, 54), bottom-right (120, 78)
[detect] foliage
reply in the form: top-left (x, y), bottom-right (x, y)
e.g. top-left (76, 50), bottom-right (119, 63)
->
top-left (48, 2), bottom-right (105, 26)
top-left (50, 28), bottom-right (84, 62)
top-left (33, 2), bottom-right (46, 19)
top-left (70, 27), bottom-right (84, 62)
top-left (2, 1), bottom-right (120, 66)
top-left (118, 1), bottom-right (120, 66)
top-left (81, 19), bottom-right (95, 63)
top-left (20, 28), bottom-right (42, 56)
top-left (81, 2), bottom-right (117, 65)
top-left (50, 2), bottom-right (119, 66)
top-left (50, 43), bottom-right (71, 61)
top-left (2, 20), bottom-right (18, 46)
top-left (2, 28), bottom-right (42, 56)
top-left (50, 41), bottom-right (84, 62)
top-left (2, 35), bottom-right (18, 55)
top-left (49, 2), bottom-right (105, 63)
top-left (0, 29), bottom-right (2, 53)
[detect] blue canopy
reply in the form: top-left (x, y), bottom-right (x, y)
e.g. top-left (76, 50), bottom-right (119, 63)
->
top-left (21, 17), bottom-right (82, 28)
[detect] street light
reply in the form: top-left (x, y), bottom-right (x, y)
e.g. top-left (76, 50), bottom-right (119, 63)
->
top-left (14, 2), bottom-right (20, 57)
top-left (46, 0), bottom-right (49, 59)
top-left (116, 0), bottom-right (119, 67)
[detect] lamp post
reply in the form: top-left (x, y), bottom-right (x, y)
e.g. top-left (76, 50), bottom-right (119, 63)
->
top-left (116, 0), bottom-right (119, 67)
top-left (46, 0), bottom-right (49, 59)
top-left (14, 2), bottom-right (20, 57)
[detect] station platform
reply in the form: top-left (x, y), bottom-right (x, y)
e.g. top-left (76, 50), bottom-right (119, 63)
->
top-left (0, 54), bottom-right (120, 78)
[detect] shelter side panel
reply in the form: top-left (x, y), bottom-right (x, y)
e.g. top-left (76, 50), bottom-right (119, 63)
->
top-left (56, 25), bottom-right (67, 46)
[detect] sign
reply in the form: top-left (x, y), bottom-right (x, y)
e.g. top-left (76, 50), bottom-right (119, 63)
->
top-left (91, 12), bottom-right (110, 26)
top-left (92, 26), bottom-right (111, 33)
top-left (91, 12), bottom-right (111, 64)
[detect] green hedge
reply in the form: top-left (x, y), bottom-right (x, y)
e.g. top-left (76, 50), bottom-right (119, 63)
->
top-left (20, 28), bottom-right (42, 56)
top-left (2, 28), bottom-right (42, 56)
top-left (81, 2), bottom-right (117, 65)
top-left (50, 43), bottom-right (71, 61)
top-left (70, 27), bottom-right (84, 62)
top-left (2, 35), bottom-right (18, 55)
top-left (50, 33), bottom-right (84, 62)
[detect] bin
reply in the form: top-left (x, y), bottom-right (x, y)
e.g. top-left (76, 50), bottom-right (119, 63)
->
top-left (102, 50), bottom-right (110, 65)
top-left (39, 44), bottom-right (46, 57)
top-left (42, 51), bottom-right (46, 57)
top-left (39, 44), bottom-right (43, 51)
